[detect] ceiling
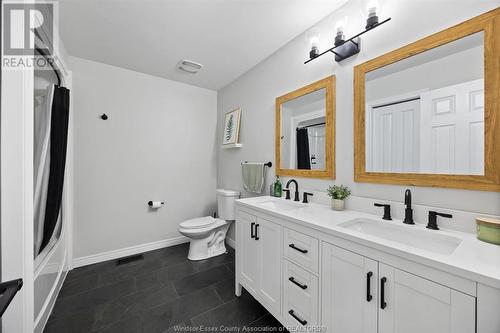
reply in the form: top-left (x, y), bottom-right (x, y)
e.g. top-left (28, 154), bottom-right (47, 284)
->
top-left (58, 0), bottom-right (348, 90)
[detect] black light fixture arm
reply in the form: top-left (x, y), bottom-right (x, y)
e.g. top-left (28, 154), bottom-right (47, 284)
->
top-left (304, 17), bottom-right (391, 64)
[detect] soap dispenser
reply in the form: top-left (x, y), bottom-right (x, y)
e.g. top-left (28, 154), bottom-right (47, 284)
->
top-left (274, 176), bottom-right (282, 197)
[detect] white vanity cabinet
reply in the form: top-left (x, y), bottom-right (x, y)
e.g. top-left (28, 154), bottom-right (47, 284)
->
top-left (235, 210), bottom-right (282, 316)
top-left (322, 243), bottom-right (475, 333)
top-left (235, 202), bottom-right (496, 333)
top-left (237, 210), bottom-right (259, 294)
top-left (378, 264), bottom-right (475, 333)
top-left (322, 243), bottom-right (378, 333)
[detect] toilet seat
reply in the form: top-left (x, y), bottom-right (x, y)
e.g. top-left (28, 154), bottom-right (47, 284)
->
top-left (180, 216), bottom-right (220, 229)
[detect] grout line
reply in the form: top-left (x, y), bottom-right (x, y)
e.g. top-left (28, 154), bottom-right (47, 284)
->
top-left (212, 285), bottom-right (225, 304)
top-left (246, 313), bottom-right (269, 327)
top-left (189, 298), bottom-right (232, 325)
top-left (171, 281), bottom-right (180, 298)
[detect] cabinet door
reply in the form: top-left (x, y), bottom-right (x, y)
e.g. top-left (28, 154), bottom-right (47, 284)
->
top-left (256, 217), bottom-right (282, 315)
top-left (322, 243), bottom-right (378, 333)
top-left (237, 210), bottom-right (259, 294)
top-left (378, 264), bottom-right (475, 333)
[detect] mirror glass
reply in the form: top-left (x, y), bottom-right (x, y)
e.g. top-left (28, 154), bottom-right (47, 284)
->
top-left (280, 88), bottom-right (327, 170)
top-left (365, 32), bottom-right (484, 175)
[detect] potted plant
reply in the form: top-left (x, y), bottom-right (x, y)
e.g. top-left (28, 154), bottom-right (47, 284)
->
top-left (327, 185), bottom-right (351, 211)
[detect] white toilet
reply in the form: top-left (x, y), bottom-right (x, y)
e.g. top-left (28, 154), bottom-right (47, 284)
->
top-left (178, 189), bottom-right (240, 261)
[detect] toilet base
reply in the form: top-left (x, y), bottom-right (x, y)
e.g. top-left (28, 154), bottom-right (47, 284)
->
top-left (188, 240), bottom-right (227, 261)
top-left (184, 222), bottom-right (231, 261)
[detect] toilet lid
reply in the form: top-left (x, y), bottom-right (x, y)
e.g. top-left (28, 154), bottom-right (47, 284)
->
top-left (180, 216), bottom-right (216, 229)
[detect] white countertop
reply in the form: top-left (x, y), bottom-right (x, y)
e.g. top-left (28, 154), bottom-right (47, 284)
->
top-left (236, 196), bottom-right (500, 289)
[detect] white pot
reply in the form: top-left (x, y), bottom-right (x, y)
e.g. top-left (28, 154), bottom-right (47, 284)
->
top-left (331, 199), bottom-right (345, 211)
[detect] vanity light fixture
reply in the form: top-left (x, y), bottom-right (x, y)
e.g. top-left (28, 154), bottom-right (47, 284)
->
top-left (304, 5), bottom-right (390, 64)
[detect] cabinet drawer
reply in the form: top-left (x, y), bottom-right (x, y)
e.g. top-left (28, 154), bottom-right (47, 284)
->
top-left (284, 228), bottom-right (319, 273)
top-left (283, 259), bottom-right (319, 327)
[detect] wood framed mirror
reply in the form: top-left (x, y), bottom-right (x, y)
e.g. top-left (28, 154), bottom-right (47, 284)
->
top-left (354, 8), bottom-right (500, 191)
top-left (276, 75), bottom-right (335, 179)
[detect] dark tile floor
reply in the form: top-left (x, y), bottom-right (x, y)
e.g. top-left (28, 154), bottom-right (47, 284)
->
top-left (45, 243), bottom-right (285, 333)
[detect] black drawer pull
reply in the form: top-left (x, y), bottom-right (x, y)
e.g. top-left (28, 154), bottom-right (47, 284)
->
top-left (288, 310), bottom-right (307, 325)
top-left (380, 277), bottom-right (387, 309)
top-left (289, 244), bottom-right (308, 254)
top-left (250, 222), bottom-right (255, 239)
top-left (255, 224), bottom-right (260, 240)
top-left (366, 271), bottom-right (373, 302)
top-left (289, 277), bottom-right (307, 290)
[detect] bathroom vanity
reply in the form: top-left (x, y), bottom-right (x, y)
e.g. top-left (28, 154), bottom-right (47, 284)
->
top-left (235, 197), bottom-right (500, 333)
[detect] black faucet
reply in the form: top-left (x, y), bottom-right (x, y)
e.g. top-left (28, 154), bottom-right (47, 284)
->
top-left (285, 179), bottom-right (300, 202)
top-left (374, 203), bottom-right (392, 220)
top-left (427, 211), bottom-right (452, 230)
top-left (403, 189), bottom-right (414, 225)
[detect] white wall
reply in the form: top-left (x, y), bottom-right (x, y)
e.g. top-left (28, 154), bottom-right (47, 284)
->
top-left (217, 0), bottom-right (500, 240)
top-left (70, 56), bottom-right (217, 260)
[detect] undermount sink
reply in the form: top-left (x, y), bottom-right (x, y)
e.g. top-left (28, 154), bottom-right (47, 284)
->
top-left (339, 218), bottom-right (462, 255)
top-left (257, 199), bottom-right (307, 211)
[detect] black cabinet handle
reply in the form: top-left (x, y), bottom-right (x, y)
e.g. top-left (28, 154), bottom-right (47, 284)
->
top-left (380, 277), bottom-right (387, 309)
top-left (289, 244), bottom-right (308, 254)
top-left (289, 277), bottom-right (307, 290)
top-left (366, 271), bottom-right (373, 302)
top-left (288, 310), bottom-right (307, 325)
top-left (250, 222), bottom-right (255, 239)
top-left (255, 224), bottom-right (260, 240)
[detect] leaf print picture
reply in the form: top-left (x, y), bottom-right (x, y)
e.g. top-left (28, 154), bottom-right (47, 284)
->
top-left (222, 108), bottom-right (241, 145)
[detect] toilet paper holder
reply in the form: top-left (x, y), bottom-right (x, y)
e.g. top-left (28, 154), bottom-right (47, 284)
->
top-left (147, 201), bottom-right (164, 207)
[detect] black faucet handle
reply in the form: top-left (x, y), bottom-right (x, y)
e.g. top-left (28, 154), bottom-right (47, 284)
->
top-left (374, 203), bottom-right (392, 220)
top-left (427, 211), bottom-right (452, 230)
top-left (302, 192), bottom-right (313, 204)
top-left (283, 188), bottom-right (291, 200)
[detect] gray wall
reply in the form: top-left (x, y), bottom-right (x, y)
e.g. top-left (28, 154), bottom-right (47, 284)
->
top-left (217, 0), bottom-right (500, 240)
top-left (70, 56), bottom-right (218, 259)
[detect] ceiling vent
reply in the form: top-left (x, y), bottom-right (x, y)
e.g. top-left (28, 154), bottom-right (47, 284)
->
top-left (177, 59), bottom-right (203, 74)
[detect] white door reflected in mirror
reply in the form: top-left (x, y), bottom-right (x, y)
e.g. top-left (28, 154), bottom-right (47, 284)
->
top-left (365, 32), bottom-right (484, 175)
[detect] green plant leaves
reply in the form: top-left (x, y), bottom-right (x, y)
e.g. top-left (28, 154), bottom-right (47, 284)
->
top-left (327, 185), bottom-right (351, 200)
top-left (225, 114), bottom-right (234, 141)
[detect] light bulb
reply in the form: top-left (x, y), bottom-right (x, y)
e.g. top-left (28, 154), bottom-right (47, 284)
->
top-left (366, 0), bottom-right (378, 15)
top-left (334, 20), bottom-right (345, 46)
top-left (335, 20), bottom-right (345, 34)
top-left (307, 30), bottom-right (320, 59)
top-left (365, 0), bottom-right (379, 29)
top-left (310, 35), bottom-right (320, 49)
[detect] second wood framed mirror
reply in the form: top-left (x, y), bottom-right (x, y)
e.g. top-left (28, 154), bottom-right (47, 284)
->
top-left (354, 8), bottom-right (500, 191)
top-left (276, 76), bottom-right (335, 179)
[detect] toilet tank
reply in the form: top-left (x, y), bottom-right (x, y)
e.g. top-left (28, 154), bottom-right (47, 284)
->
top-left (216, 189), bottom-right (240, 221)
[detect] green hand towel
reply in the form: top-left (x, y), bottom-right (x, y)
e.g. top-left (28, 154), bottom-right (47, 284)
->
top-left (242, 163), bottom-right (266, 193)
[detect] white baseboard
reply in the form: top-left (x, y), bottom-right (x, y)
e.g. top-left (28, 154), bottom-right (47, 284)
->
top-left (72, 236), bottom-right (190, 268)
top-left (226, 237), bottom-right (235, 249)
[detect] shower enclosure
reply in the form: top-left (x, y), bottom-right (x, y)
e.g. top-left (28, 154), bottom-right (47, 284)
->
top-left (32, 47), bottom-right (71, 333)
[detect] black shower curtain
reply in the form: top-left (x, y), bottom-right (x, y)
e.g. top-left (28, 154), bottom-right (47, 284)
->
top-left (39, 86), bottom-right (70, 253)
top-left (296, 128), bottom-right (311, 170)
